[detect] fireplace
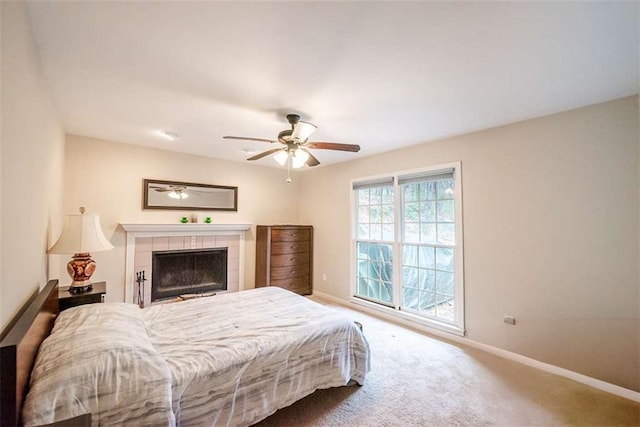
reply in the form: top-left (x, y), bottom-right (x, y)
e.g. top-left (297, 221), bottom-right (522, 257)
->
top-left (151, 248), bottom-right (227, 302)
top-left (121, 223), bottom-right (250, 305)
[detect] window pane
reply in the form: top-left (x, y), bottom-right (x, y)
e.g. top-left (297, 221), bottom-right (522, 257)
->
top-left (419, 291), bottom-right (437, 312)
top-left (358, 188), bottom-right (369, 205)
top-left (421, 181), bottom-right (437, 200)
top-left (358, 206), bottom-right (369, 223)
top-left (381, 281), bottom-right (393, 303)
top-left (437, 200), bottom-right (454, 222)
top-left (436, 271), bottom-right (454, 296)
top-left (381, 262), bottom-right (393, 282)
top-left (370, 224), bottom-right (382, 241)
top-left (382, 187), bottom-right (394, 204)
top-left (357, 242), bottom-right (369, 256)
top-left (437, 179), bottom-right (454, 199)
top-left (437, 223), bottom-right (455, 245)
top-left (382, 205), bottom-right (394, 223)
top-left (357, 259), bottom-right (368, 278)
top-left (421, 201), bottom-right (436, 222)
top-left (403, 266), bottom-right (418, 289)
top-left (419, 268), bottom-right (435, 292)
top-left (368, 279), bottom-right (381, 300)
top-left (370, 206), bottom-right (381, 223)
top-left (405, 223), bottom-right (419, 243)
top-left (435, 247), bottom-right (454, 272)
top-left (404, 183), bottom-right (419, 202)
top-left (418, 246), bottom-right (435, 269)
top-left (370, 187), bottom-right (382, 204)
top-left (382, 224), bottom-right (394, 241)
top-left (403, 287), bottom-right (419, 309)
top-left (403, 245), bottom-right (418, 266)
top-left (420, 223), bottom-right (437, 244)
top-left (358, 224), bottom-right (369, 239)
top-left (437, 298), bottom-right (454, 322)
top-left (357, 277), bottom-right (368, 297)
top-left (405, 202), bottom-right (419, 222)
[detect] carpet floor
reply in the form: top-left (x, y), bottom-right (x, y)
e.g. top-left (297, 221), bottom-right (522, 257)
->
top-left (255, 300), bottom-right (639, 427)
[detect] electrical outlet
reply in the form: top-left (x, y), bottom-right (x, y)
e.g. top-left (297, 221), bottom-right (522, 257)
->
top-left (322, 273), bottom-right (327, 282)
top-left (504, 315), bottom-right (516, 325)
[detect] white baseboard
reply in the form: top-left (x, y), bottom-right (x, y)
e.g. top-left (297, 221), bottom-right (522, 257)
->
top-left (312, 291), bottom-right (640, 403)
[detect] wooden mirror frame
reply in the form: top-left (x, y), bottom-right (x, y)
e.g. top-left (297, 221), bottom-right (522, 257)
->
top-left (143, 179), bottom-right (238, 211)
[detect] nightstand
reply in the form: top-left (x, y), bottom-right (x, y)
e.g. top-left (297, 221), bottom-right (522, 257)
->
top-left (59, 281), bottom-right (106, 312)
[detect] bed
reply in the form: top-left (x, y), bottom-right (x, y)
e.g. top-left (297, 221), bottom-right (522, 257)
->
top-left (1, 281), bottom-right (370, 426)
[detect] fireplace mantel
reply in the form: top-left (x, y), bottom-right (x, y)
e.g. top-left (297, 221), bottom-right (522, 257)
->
top-left (121, 223), bottom-right (251, 305)
top-left (121, 223), bottom-right (251, 234)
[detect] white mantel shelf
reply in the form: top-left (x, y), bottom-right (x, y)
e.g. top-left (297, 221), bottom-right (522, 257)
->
top-left (120, 223), bottom-right (251, 233)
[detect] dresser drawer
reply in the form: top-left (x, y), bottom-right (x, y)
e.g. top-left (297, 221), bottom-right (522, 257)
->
top-left (271, 241), bottom-right (310, 255)
top-left (270, 264), bottom-right (310, 280)
top-left (270, 276), bottom-right (311, 294)
top-left (270, 253), bottom-right (310, 267)
top-left (271, 228), bottom-right (311, 242)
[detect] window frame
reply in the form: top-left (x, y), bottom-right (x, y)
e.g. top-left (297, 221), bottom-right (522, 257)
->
top-left (350, 162), bottom-right (465, 336)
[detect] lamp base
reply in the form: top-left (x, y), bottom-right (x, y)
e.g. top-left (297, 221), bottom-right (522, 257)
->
top-left (66, 253), bottom-right (96, 292)
top-left (68, 283), bottom-right (94, 294)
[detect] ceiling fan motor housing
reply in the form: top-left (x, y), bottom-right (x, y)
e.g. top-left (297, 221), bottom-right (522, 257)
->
top-left (286, 114), bottom-right (300, 126)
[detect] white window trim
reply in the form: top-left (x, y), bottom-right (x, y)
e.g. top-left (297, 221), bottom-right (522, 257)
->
top-left (350, 161), bottom-right (465, 336)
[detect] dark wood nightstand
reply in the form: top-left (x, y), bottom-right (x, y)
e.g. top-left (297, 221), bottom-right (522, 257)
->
top-left (59, 282), bottom-right (106, 312)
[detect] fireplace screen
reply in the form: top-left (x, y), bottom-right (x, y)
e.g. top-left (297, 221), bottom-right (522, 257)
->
top-left (152, 248), bottom-right (227, 302)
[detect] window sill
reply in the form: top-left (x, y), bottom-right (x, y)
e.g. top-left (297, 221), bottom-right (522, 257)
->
top-left (350, 296), bottom-right (465, 337)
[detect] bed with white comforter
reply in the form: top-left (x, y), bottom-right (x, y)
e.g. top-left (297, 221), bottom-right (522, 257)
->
top-left (23, 287), bottom-right (370, 426)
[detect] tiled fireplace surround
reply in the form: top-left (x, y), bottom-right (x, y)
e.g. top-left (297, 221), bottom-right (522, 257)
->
top-left (121, 224), bottom-right (251, 306)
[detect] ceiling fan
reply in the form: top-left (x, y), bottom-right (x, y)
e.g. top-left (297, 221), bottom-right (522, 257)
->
top-left (224, 114), bottom-right (360, 182)
top-left (150, 185), bottom-right (189, 199)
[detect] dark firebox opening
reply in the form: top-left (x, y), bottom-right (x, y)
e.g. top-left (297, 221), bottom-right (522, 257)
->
top-left (152, 248), bottom-right (227, 302)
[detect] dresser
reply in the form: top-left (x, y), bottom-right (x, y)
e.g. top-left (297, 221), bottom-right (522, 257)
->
top-left (255, 225), bottom-right (313, 295)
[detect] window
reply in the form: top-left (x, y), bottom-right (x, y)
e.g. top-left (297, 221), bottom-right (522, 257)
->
top-left (351, 164), bottom-right (464, 335)
top-left (354, 178), bottom-right (394, 306)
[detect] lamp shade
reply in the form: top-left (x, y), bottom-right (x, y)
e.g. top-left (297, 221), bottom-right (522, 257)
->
top-left (48, 213), bottom-right (114, 254)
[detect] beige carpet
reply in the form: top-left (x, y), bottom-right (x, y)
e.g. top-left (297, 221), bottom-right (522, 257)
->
top-left (255, 301), bottom-right (639, 427)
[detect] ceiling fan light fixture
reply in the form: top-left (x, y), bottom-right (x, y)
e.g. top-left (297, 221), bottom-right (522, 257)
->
top-left (290, 121), bottom-right (317, 142)
top-left (168, 191), bottom-right (188, 199)
top-left (274, 150), bottom-right (289, 166)
top-left (291, 149), bottom-right (309, 169)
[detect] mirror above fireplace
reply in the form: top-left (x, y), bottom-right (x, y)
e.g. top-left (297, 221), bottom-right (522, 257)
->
top-left (143, 179), bottom-right (238, 211)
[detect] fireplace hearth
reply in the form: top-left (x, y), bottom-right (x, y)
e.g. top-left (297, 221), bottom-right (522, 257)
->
top-left (151, 248), bottom-right (227, 302)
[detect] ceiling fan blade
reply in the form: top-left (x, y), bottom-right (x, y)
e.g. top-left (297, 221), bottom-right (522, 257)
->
top-left (301, 148), bottom-right (320, 167)
top-left (223, 136), bottom-right (277, 143)
top-left (306, 142), bottom-right (361, 152)
top-left (247, 148), bottom-right (284, 161)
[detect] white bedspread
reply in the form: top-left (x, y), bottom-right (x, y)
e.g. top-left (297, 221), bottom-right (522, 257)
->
top-left (23, 287), bottom-right (370, 426)
top-left (143, 287), bottom-right (370, 426)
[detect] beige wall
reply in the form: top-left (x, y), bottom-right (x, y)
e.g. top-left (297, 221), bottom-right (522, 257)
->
top-left (298, 96), bottom-right (639, 392)
top-left (0, 1), bottom-right (65, 329)
top-left (52, 135), bottom-right (302, 302)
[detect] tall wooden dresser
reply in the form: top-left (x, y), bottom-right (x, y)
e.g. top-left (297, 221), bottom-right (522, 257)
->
top-left (255, 225), bottom-right (313, 295)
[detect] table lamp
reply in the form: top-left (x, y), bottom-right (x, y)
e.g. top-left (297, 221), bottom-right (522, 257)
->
top-left (48, 207), bottom-right (114, 294)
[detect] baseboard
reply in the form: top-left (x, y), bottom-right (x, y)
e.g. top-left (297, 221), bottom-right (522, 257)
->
top-left (312, 290), bottom-right (640, 403)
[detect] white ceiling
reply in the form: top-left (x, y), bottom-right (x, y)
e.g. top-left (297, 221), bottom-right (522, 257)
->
top-left (26, 1), bottom-right (638, 168)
